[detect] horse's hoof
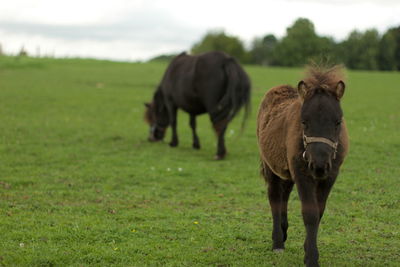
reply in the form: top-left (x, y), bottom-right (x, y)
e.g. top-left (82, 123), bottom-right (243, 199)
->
top-left (273, 248), bottom-right (284, 253)
top-left (169, 142), bottom-right (178, 147)
top-left (192, 143), bottom-right (200, 150)
top-left (214, 154), bottom-right (225, 160)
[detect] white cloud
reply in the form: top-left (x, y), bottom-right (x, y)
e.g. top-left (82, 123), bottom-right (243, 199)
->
top-left (0, 0), bottom-right (146, 25)
top-left (0, 30), bottom-right (192, 61)
top-left (0, 0), bottom-right (399, 61)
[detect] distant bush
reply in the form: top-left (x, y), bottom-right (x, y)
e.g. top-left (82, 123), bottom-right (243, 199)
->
top-left (0, 55), bottom-right (46, 69)
top-left (148, 53), bottom-right (179, 62)
top-left (149, 18), bottom-right (400, 71)
top-left (18, 46), bottom-right (28, 57)
top-left (191, 30), bottom-right (249, 63)
top-left (248, 18), bottom-right (400, 71)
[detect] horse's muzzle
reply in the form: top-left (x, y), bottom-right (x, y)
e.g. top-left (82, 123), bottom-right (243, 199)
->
top-left (309, 160), bottom-right (332, 179)
top-left (148, 125), bottom-right (166, 142)
top-left (303, 147), bottom-right (333, 179)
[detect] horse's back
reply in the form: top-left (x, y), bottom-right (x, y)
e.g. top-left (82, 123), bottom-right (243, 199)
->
top-left (193, 52), bottom-right (228, 94)
top-left (162, 52), bottom-right (197, 84)
top-left (257, 85), bottom-right (298, 134)
top-left (164, 51), bottom-right (228, 86)
top-left (161, 51), bottom-right (234, 115)
top-left (160, 53), bottom-right (204, 113)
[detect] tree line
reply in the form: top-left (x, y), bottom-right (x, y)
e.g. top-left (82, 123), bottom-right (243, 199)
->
top-left (180, 18), bottom-right (400, 71)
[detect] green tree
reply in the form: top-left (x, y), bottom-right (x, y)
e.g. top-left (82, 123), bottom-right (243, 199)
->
top-left (378, 30), bottom-right (397, 70)
top-left (273, 18), bottom-right (336, 67)
top-left (341, 29), bottom-right (380, 70)
top-left (361, 29), bottom-right (380, 70)
top-left (249, 34), bottom-right (278, 65)
top-left (148, 53), bottom-right (178, 62)
top-left (317, 36), bottom-right (338, 60)
top-left (387, 27), bottom-right (400, 70)
top-left (340, 30), bottom-right (362, 69)
top-left (191, 30), bottom-right (248, 62)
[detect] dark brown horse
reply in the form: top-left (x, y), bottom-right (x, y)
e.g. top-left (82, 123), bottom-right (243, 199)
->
top-left (145, 51), bottom-right (251, 159)
top-left (257, 65), bottom-right (349, 267)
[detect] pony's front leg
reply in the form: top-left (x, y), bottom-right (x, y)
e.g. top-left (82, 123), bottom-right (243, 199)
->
top-left (296, 177), bottom-right (320, 267)
top-left (316, 177), bottom-right (336, 220)
top-left (169, 106), bottom-right (178, 147)
top-left (168, 106), bottom-right (179, 147)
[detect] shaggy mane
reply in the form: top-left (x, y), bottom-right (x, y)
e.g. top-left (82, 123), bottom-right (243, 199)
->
top-left (303, 64), bottom-right (345, 95)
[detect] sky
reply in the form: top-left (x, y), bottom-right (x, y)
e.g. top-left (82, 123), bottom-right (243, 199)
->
top-left (0, 0), bottom-right (399, 61)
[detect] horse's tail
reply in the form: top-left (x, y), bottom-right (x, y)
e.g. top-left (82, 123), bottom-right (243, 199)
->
top-left (212, 57), bottom-right (251, 131)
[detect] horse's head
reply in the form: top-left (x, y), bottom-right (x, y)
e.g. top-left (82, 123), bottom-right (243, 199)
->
top-left (144, 89), bottom-right (169, 142)
top-left (298, 79), bottom-right (345, 179)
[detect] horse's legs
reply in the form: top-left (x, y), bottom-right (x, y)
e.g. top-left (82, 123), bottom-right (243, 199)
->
top-left (169, 106), bottom-right (178, 147)
top-left (212, 120), bottom-right (227, 160)
top-left (189, 114), bottom-right (200, 149)
top-left (262, 163), bottom-right (288, 251)
top-left (296, 177), bottom-right (320, 267)
top-left (316, 177), bottom-right (335, 220)
top-left (281, 179), bottom-right (294, 243)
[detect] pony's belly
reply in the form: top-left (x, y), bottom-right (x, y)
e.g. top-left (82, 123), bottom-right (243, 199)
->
top-left (266, 158), bottom-right (291, 180)
top-left (174, 95), bottom-right (207, 115)
top-left (180, 105), bottom-right (207, 115)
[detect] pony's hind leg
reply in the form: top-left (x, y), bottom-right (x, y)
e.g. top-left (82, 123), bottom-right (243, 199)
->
top-left (189, 114), bottom-right (200, 149)
top-left (212, 120), bottom-right (227, 160)
top-left (281, 179), bottom-right (294, 243)
top-left (261, 162), bottom-right (290, 251)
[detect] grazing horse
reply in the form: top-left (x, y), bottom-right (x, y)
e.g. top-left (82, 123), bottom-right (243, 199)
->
top-left (257, 65), bottom-right (349, 267)
top-left (145, 51), bottom-right (251, 159)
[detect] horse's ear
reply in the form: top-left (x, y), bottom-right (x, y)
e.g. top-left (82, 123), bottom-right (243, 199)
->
top-left (335, 81), bottom-right (345, 100)
top-left (144, 103), bottom-right (151, 108)
top-left (297, 80), bottom-right (308, 99)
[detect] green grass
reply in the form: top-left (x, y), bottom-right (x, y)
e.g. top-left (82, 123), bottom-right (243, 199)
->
top-left (0, 55), bottom-right (399, 266)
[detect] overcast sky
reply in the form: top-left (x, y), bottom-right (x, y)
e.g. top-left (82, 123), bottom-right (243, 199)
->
top-left (0, 0), bottom-right (399, 61)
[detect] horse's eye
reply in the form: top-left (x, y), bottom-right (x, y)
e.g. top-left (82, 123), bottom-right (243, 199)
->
top-left (335, 120), bottom-right (342, 130)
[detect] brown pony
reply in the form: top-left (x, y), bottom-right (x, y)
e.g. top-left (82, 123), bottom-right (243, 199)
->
top-left (257, 65), bottom-right (349, 267)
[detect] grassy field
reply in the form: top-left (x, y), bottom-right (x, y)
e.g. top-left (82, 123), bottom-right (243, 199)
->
top-left (0, 56), bottom-right (399, 266)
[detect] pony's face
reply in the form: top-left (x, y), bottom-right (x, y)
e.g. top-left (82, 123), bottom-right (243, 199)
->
top-left (299, 81), bottom-right (345, 179)
top-left (144, 102), bottom-right (168, 142)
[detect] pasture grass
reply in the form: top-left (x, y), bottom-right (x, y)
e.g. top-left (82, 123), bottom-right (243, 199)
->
top-left (0, 55), bottom-right (399, 266)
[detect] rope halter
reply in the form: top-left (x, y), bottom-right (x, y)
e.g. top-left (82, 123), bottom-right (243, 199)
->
top-left (302, 132), bottom-right (338, 160)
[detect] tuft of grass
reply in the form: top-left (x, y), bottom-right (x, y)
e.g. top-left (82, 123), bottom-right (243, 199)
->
top-left (0, 56), bottom-right (399, 266)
